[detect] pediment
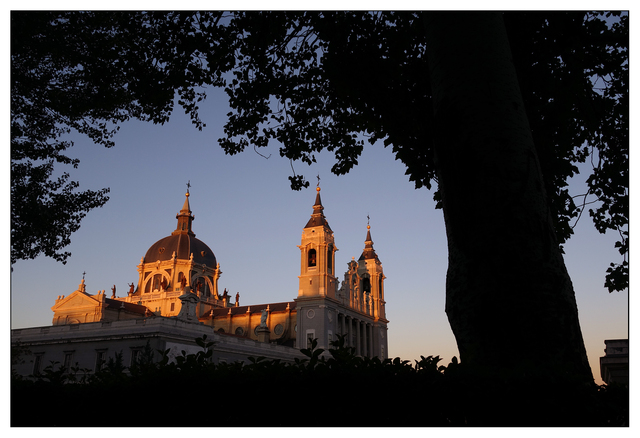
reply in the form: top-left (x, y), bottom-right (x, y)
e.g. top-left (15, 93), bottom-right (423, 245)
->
top-left (51, 290), bottom-right (100, 312)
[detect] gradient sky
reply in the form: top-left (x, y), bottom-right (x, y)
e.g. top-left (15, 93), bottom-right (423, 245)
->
top-left (9, 82), bottom-right (628, 385)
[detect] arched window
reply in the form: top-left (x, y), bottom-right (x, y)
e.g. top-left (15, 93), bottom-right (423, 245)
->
top-left (202, 277), bottom-right (210, 297)
top-left (308, 249), bottom-right (317, 267)
top-left (327, 244), bottom-right (333, 273)
top-left (362, 276), bottom-right (371, 293)
top-left (153, 274), bottom-right (162, 291)
top-left (177, 272), bottom-right (186, 290)
top-left (193, 277), bottom-right (209, 296)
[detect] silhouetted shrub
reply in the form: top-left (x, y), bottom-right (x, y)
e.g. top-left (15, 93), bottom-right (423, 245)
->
top-left (11, 335), bottom-right (628, 426)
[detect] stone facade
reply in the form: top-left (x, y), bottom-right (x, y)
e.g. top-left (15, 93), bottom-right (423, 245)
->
top-left (51, 280), bottom-right (150, 325)
top-left (11, 317), bottom-right (305, 378)
top-left (600, 339), bottom-right (629, 385)
top-left (12, 186), bottom-right (388, 377)
top-left (203, 301), bottom-right (297, 346)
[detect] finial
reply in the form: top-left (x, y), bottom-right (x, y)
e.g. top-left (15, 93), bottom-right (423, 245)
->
top-left (82, 271), bottom-right (86, 281)
top-left (186, 180), bottom-right (191, 197)
top-left (367, 214), bottom-right (370, 229)
top-left (316, 173), bottom-right (321, 187)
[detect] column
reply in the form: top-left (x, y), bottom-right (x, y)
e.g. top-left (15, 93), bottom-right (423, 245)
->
top-left (342, 313), bottom-right (346, 344)
top-left (361, 321), bottom-right (367, 357)
top-left (349, 317), bottom-right (354, 349)
top-left (362, 322), bottom-right (367, 357)
top-left (359, 320), bottom-right (365, 357)
top-left (356, 319), bottom-right (361, 356)
top-left (345, 316), bottom-right (351, 347)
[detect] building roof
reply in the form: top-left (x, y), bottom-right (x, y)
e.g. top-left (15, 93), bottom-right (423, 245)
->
top-left (144, 234), bottom-right (217, 266)
top-left (104, 298), bottom-right (149, 315)
top-left (207, 301), bottom-right (296, 318)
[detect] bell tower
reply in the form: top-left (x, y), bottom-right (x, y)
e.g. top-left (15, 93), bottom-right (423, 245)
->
top-left (297, 186), bottom-right (339, 299)
top-left (357, 224), bottom-right (386, 321)
top-left (295, 186), bottom-right (339, 351)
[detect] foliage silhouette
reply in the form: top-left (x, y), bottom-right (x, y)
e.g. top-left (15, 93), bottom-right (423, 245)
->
top-left (11, 12), bottom-right (234, 264)
top-left (10, 10), bottom-right (627, 405)
top-left (11, 11), bottom-right (627, 291)
top-left (11, 336), bottom-right (628, 426)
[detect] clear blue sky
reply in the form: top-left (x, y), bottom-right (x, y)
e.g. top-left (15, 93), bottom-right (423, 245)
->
top-left (9, 86), bottom-right (628, 385)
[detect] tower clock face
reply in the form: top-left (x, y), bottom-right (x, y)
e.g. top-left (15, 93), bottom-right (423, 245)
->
top-left (307, 309), bottom-right (315, 319)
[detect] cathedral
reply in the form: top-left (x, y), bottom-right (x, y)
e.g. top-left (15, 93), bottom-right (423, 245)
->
top-left (12, 186), bottom-right (389, 376)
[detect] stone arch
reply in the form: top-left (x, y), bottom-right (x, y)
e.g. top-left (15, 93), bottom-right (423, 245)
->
top-left (308, 247), bottom-right (317, 267)
top-left (361, 273), bottom-right (371, 294)
top-left (142, 269), bottom-right (171, 293)
top-left (190, 273), bottom-right (215, 297)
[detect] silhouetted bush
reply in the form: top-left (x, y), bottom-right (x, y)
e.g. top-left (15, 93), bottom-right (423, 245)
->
top-left (11, 335), bottom-right (627, 426)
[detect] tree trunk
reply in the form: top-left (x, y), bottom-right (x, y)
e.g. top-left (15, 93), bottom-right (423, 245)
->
top-left (424, 12), bottom-right (592, 383)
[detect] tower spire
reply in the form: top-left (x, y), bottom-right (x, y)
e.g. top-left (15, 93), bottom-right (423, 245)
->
top-left (313, 186), bottom-right (323, 212)
top-left (304, 186), bottom-right (331, 230)
top-left (360, 220), bottom-right (379, 262)
top-left (173, 185), bottom-right (195, 236)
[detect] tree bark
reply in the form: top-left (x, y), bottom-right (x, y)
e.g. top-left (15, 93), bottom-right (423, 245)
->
top-left (424, 12), bottom-right (592, 382)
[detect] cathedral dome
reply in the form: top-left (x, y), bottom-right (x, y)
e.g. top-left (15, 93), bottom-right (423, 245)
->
top-left (144, 234), bottom-right (217, 266)
top-left (143, 189), bottom-right (217, 267)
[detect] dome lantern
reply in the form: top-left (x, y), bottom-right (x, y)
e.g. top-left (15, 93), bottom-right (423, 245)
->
top-left (172, 188), bottom-right (195, 237)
